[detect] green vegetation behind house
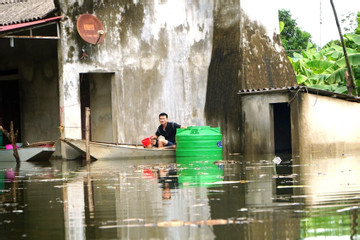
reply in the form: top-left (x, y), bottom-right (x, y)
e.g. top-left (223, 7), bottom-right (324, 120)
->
top-left (279, 9), bottom-right (360, 95)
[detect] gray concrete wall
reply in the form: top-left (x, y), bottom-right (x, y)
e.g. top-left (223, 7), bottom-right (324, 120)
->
top-left (241, 91), bottom-right (360, 158)
top-left (205, 0), bottom-right (297, 155)
top-left (0, 38), bottom-right (60, 157)
top-left (298, 93), bottom-right (360, 157)
top-left (57, 0), bottom-right (295, 158)
top-left (57, 0), bottom-right (213, 157)
top-left (89, 73), bottom-right (114, 142)
top-left (241, 93), bottom-right (291, 155)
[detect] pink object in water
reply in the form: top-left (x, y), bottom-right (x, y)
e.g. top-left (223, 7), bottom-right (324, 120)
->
top-left (6, 169), bottom-right (15, 181)
top-left (5, 144), bottom-right (19, 149)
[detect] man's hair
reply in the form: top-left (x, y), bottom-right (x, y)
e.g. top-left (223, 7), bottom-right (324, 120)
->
top-left (159, 112), bottom-right (168, 118)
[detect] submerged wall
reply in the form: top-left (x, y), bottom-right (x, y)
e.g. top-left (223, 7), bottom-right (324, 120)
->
top-left (205, 0), bottom-right (297, 155)
top-left (241, 91), bottom-right (360, 158)
top-left (0, 38), bottom-right (60, 156)
top-left (58, 0), bottom-right (213, 157)
top-left (298, 93), bottom-right (360, 156)
top-left (57, 0), bottom-right (295, 158)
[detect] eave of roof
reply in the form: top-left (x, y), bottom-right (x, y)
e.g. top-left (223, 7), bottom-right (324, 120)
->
top-left (0, 15), bottom-right (63, 33)
top-left (0, 0), bottom-right (56, 26)
top-left (237, 86), bottom-right (360, 103)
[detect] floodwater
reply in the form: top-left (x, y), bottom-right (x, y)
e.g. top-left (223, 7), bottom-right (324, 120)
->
top-left (0, 153), bottom-right (360, 240)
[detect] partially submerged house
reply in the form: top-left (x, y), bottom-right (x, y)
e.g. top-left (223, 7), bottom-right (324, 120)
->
top-left (238, 86), bottom-right (360, 204)
top-left (0, 0), bottom-right (61, 155)
top-left (0, 0), bottom-right (298, 159)
top-left (238, 86), bottom-right (360, 158)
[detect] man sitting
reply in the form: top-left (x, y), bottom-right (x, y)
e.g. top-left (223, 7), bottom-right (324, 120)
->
top-left (153, 112), bottom-right (185, 148)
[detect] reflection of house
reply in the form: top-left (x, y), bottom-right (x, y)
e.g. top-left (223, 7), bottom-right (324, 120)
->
top-left (238, 86), bottom-right (360, 157)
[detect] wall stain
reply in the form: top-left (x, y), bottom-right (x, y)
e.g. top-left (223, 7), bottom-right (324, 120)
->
top-left (118, 1), bottom-right (145, 45)
top-left (205, 3), bottom-right (297, 155)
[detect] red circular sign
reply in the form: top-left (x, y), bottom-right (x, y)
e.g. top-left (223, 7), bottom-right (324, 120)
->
top-left (77, 14), bottom-right (105, 45)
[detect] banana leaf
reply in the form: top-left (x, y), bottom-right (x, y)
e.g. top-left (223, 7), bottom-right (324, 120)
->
top-left (336, 53), bottom-right (360, 68)
top-left (344, 34), bottom-right (360, 46)
top-left (296, 75), bottom-right (308, 85)
top-left (326, 68), bottom-right (346, 85)
top-left (305, 60), bottom-right (334, 74)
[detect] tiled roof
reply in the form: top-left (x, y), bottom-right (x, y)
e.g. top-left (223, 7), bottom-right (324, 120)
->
top-left (0, 0), bottom-right (56, 26)
top-left (238, 85), bottom-right (360, 102)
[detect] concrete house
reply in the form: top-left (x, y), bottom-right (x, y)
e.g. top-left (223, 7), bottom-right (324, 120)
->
top-left (239, 86), bottom-right (360, 157)
top-left (1, 0), bottom-right (296, 159)
top-left (238, 86), bottom-right (360, 204)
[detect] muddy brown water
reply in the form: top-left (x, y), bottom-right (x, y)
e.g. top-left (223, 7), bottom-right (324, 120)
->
top-left (0, 153), bottom-right (359, 239)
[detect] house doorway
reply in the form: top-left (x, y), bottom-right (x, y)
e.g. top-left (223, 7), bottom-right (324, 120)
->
top-left (80, 73), bottom-right (114, 142)
top-left (0, 70), bottom-right (21, 146)
top-left (272, 102), bottom-right (293, 195)
top-left (272, 102), bottom-right (292, 154)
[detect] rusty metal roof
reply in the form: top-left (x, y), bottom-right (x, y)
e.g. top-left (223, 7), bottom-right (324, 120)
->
top-left (0, 15), bottom-right (62, 34)
top-left (0, 0), bottom-right (56, 26)
top-left (238, 85), bottom-right (360, 102)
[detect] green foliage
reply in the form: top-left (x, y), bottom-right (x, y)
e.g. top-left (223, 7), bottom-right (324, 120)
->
top-left (290, 40), bottom-right (360, 95)
top-left (279, 9), bottom-right (315, 57)
top-left (280, 9), bottom-right (360, 95)
top-left (356, 11), bottom-right (360, 34)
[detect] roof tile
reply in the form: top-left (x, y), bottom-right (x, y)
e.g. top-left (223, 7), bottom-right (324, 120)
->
top-left (0, 0), bottom-right (55, 26)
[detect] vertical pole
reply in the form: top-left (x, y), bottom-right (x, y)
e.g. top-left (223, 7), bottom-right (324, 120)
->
top-left (10, 121), bottom-right (20, 164)
top-left (330, 0), bottom-right (357, 96)
top-left (85, 107), bottom-right (90, 163)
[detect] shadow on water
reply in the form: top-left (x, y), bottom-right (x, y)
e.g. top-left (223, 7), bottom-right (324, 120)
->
top-left (0, 153), bottom-right (359, 239)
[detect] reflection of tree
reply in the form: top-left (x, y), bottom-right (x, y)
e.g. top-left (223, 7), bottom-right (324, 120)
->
top-left (350, 209), bottom-right (358, 240)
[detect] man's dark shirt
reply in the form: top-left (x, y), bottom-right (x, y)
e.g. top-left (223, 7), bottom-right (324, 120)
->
top-left (155, 122), bottom-right (181, 143)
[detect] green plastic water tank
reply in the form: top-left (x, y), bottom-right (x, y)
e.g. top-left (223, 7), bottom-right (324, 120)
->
top-left (176, 126), bottom-right (223, 160)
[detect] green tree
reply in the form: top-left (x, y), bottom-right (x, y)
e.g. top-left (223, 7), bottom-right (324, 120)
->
top-left (279, 9), bottom-right (315, 57)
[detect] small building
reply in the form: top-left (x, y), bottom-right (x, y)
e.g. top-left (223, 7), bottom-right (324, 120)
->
top-left (238, 86), bottom-right (360, 158)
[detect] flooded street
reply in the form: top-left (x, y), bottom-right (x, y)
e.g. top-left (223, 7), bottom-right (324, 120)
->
top-left (1, 154), bottom-right (360, 240)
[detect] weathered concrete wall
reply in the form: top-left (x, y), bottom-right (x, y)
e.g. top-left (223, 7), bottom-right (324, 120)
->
top-left (241, 93), bottom-right (291, 155)
top-left (57, 0), bottom-right (213, 157)
top-left (205, 0), bottom-right (297, 155)
top-left (57, 0), bottom-right (295, 158)
top-left (241, 91), bottom-right (360, 158)
top-left (0, 38), bottom-right (60, 156)
top-left (298, 93), bottom-right (360, 157)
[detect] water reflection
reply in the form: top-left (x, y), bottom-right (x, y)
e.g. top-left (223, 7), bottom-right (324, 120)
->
top-left (0, 154), bottom-right (359, 239)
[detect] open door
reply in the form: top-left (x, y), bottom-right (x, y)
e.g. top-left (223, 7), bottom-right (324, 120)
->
top-left (272, 102), bottom-right (293, 195)
top-left (80, 73), bottom-right (114, 142)
top-left (0, 70), bottom-right (21, 145)
top-left (273, 103), bottom-right (292, 154)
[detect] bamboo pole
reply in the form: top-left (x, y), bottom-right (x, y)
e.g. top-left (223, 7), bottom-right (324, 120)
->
top-left (330, 0), bottom-right (358, 96)
top-left (10, 122), bottom-right (20, 164)
top-left (85, 107), bottom-right (90, 163)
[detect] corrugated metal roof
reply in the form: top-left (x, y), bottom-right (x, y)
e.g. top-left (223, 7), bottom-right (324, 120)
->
top-left (0, 0), bottom-right (56, 26)
top-left (238, 85), bottom-right (360, 102)
top-left (0, 15), bottom-right (62, 33)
